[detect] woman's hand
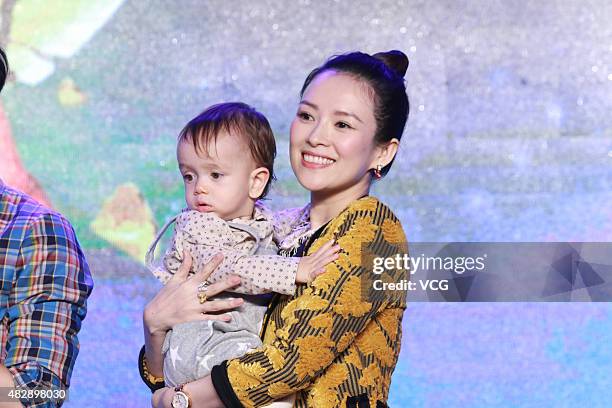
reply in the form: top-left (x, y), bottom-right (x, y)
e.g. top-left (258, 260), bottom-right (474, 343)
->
top-left (151, 386), bottom-right (173, 408)
top-left (144, 251), bottom-right (244, 336)
top-left (143, 251), bottom-right (244, 377)
top-left (296, 240), bottom-right (340, 283)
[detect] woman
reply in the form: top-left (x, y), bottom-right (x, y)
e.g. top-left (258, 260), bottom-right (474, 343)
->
top-left (140, 50), bottom-right (410, 408)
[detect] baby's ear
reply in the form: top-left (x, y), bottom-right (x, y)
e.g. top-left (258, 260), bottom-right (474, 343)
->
top-left (248, 167), bottom-right (270, 199)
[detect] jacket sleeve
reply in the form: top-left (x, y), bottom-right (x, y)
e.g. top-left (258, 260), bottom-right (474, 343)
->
top-left (211, 201), bottom-right (408, 407)
top-left (198, 248), bottom-right (299, 296)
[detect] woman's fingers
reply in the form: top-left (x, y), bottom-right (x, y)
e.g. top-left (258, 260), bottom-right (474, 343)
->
top-left (313, 249), bottom-right (339, 269)
top-left (200, 297), bottom-right (243, 313)
top-left (307, 241), bottom-right (331, 261)
top-left (313, 242), bottom-right (340, 261)
top-left (145, 259), bottom-right (244, 333)
top-left (194, 253), bottom-right (224, 282)
top-left (320, 240), bottom-right (335, 249)
top-left (323, 252), bottom-right (340, 265)
top-left (311, 266), bottom-right (328, 278)
top-left (172, 250), bottom-right (193, 281)
top-left (196, 274), bottom-right (242, 300)
top-left (309, 247), bottom-right (340, 279)
top-left (200, 313), bottom-right (232, 322)
top-left (314, 240), bottom-right (335, 255)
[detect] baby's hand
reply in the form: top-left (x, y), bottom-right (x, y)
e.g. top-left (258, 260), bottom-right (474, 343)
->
top-left (296, 240), bottom-right (341, 284)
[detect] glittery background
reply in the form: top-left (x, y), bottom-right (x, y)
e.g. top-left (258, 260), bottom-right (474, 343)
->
top-left (1, 0), bottom-right (611, 406)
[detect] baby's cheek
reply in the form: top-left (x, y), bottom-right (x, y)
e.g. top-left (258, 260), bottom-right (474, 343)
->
top-left (184, 194), bottom-right (195, 210)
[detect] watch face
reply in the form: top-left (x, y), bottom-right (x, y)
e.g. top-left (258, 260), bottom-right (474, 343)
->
top-left (171, 391), bottom-right (189, 408)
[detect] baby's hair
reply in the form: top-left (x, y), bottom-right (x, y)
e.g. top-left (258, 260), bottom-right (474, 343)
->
top-left (178, 102), bottom-right (276, 198)
top-left (300, 50), bottom-right (409, 178)
top-left (0, 47), bottom-right (8, 93)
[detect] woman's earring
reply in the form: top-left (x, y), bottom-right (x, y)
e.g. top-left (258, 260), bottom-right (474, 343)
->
top-left (374, 164), bottom-right (382, 179)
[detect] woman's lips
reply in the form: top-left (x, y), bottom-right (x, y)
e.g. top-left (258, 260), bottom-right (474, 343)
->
top-left (301, 152), bottom-right (336, 169)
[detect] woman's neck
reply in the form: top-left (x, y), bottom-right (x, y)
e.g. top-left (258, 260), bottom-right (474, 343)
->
top-left (309, 181), bottom-right (370, 230)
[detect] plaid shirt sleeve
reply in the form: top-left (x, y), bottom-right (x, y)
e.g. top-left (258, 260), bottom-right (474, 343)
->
top-left (2, 210), bottom-right (93, 408)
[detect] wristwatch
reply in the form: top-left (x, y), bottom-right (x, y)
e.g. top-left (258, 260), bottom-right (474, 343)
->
top-left (171, 384), bottom-right (191, 408)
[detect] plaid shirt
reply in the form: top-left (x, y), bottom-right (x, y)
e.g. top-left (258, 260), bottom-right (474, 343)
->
top-left (0, 181), bottom-right (93, 407)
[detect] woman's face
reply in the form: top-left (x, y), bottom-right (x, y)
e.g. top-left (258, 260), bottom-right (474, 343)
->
top-left (290, 70), bottom-right (380, 197)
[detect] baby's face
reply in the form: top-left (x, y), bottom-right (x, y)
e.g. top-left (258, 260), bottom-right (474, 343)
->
top-left (177, 132), bottom-right (258, 220)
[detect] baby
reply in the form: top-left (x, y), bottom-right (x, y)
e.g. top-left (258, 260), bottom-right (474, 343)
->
top-left (146, 102), bottom-right (337, 406)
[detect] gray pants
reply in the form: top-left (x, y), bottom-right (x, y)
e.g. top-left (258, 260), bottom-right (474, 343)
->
top-left (162, 292), bottom-right (269, 387)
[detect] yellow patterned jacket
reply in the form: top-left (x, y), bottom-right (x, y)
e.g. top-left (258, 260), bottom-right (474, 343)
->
top-left (211, 196), bottom-right (409, 408)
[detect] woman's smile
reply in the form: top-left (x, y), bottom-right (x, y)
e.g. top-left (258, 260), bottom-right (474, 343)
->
top-left (301, 151), bottom-right (336, 168)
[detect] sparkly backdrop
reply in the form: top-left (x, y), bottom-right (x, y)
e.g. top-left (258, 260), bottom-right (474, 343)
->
top-left (1, 0), bottom-right (611, 406)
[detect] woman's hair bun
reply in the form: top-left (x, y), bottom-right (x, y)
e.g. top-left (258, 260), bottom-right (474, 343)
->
top-left (373, 50), bottom-right (409, 77)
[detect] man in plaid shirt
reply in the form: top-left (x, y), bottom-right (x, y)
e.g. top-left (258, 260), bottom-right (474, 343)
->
top-left (0, 47), bottom-right (93, 407)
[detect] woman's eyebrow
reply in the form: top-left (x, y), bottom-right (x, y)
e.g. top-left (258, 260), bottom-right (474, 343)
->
top-left (300, 100), bottom-right (363, 123)
top-left (299, 100), bottom-right (318, 110)
top-left (334, 110), bottom-right (363, 123)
